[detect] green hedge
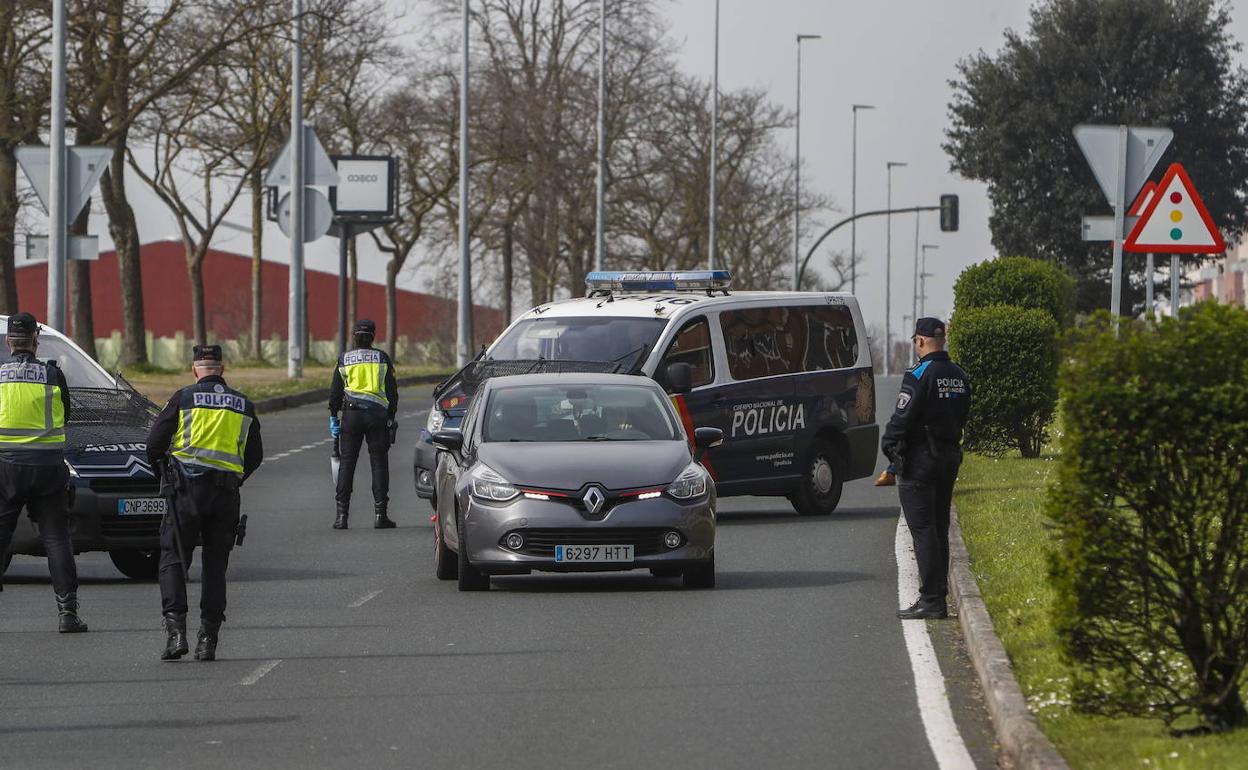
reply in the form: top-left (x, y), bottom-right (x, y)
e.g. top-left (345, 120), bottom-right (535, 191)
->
top-left (1048, 303), bottom-right (1248, 731)
top-left (948, 304), bottom-right (1059, 457)
top-left (953, 256), bottom-right (1077, 327)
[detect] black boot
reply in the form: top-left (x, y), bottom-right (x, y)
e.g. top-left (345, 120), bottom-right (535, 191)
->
top-left (161, 612), bottom-right (189, 660)
top-left (896, 599), bottom-right (948, 620)
top-left (56, 591), bottom-right (89, 633)
top-left (374, 501), bottom-right (396, 529)
top-left (333, 501), bottom-right (349, 530)
top-left (194, 620), bottom-right (221, 661)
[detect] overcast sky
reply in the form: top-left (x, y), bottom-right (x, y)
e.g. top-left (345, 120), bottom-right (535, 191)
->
top-left (52, 1), bottom-right (1248, 338)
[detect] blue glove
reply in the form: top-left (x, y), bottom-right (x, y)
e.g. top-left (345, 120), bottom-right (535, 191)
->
top-left (329, 415), bottom-right (341, 438)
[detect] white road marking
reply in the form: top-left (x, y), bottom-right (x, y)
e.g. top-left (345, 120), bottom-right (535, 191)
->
top-left (349, 589), bottom-right (383, 608)
top-left (895, 515), bottom-right (977, 770)
top-left (237, 659), bottom-right (282, 686)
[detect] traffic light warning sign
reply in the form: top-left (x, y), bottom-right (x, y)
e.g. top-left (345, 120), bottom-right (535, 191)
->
top-left (1127, 180), bottom-right (1157, 217)
top-left (1124, 163), bottom-right (1225, 254)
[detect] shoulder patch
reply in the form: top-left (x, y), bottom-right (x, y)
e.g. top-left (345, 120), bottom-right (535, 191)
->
top-left (896, 391), bottom-right (912, 410)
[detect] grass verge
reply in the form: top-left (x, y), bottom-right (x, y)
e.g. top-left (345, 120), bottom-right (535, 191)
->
top-left (121, 363), bottom-right (452, 404)
top-left (956, 452), bottom-right (1248, 770)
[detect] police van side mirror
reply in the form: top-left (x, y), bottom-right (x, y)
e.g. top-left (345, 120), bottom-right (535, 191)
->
top-left (694, 427), bottom-right (723, 449)
top-left (665, 362), bottom-right (693, 394)
top-left (431, 430), bottom-right (463, 453)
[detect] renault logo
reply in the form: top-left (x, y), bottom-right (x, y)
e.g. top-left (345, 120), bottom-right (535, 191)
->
top-left (582, 486), bottom-right (606, 514)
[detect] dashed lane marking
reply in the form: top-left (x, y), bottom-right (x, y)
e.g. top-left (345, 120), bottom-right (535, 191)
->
top-left (349, 589), bottom-right (383, 608)
top-left (895, 515), bottom-right (977, 770)
top-left (237, 659), bottom-right (282, 686)
top-left (264, 407), bottom-right (429, 463)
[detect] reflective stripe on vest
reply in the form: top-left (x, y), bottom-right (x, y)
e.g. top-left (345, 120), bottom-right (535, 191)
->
top-left (0, 361), bottom-right (66, 449)
top-left (339, 348), bottom-right (388, 408)
top-left (172, 388), bottom-right (251, 475)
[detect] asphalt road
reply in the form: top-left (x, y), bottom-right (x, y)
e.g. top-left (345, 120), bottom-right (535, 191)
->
top-left (0, 377), bottom-right (996, 769)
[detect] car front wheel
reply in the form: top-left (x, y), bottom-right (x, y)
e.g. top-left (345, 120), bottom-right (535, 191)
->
top-left (456, 513), bottom-right (490, 592)
top-left (434, 517), bottom-right (458, 580)
top-left (109, 549), bottom-right (160, 580)
top-left (682, 552), bottom-right (715, 589)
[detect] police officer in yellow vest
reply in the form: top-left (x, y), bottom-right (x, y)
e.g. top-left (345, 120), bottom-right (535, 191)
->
top-left (147, 345), bottom-right (263, 661)
top-left (0, 312), bottom-right (87, 632)
top-left (329, 319), bottom-right (398, 530)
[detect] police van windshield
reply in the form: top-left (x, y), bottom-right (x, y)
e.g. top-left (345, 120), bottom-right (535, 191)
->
top-left (489, 317), bottom-right (668, 368)
top-left (483, 383), bottom-right (680, 442)
top-left (0, 335), bottom-right (117, 389)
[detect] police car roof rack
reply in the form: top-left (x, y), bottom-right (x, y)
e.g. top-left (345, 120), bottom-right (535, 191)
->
top-left (584, 270), bottom-right (732, 300)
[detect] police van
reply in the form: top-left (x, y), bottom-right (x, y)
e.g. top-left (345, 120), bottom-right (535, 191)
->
top-left (416, 271), bottom-right (878, 515)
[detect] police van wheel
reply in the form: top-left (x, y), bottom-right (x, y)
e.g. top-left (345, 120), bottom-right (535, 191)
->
top-left (456, 516), bottom-right (490, 591)
top-left (109, 549), bottom-right (160, 580)
top-left (434, 518), bottom-right (458, 580)
top-left (790, 439), bottom-right (843, 516)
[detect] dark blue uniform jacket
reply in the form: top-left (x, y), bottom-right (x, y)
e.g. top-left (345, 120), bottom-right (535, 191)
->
top-left (881, 351), bottom-right (971, 483)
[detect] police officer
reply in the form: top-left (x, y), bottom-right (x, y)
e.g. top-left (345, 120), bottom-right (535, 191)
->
top-left (147, 345), bottom-right (263, 661)
top-left (882, 318), bottom-right (971, 620)
top-left (0, 312), bottom-right (87, 632)
top-left (329, 319), bottom-right (399, 530)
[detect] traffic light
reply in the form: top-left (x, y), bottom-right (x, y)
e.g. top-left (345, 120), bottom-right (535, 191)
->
top-left (940, 194), bottom-right (959, 232)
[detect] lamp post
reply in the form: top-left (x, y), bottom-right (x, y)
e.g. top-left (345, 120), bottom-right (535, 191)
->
top-left (884, 160), bottom-right (906, 376)
top-left (456, 0), bottom-right (473, 366)
top-left (911, 210), bottom-right (920, 332)
top-left (288, 0), bottom-right (304, 378)
top-left (850, 104), bottom-right (874, 294)
top-left (708, 0), bottom-right (720, 270)
top-left (793, 32), bottom-right (822, 290)
top-left (594, 0), bottom-right (607, 271)
top-left (920, 244), bottom-right (938, 317)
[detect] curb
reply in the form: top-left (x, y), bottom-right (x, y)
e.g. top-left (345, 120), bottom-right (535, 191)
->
top-left (949, 505), bottom-right (1069, 770)
top-left (252, 373), bottom-right (448, 414)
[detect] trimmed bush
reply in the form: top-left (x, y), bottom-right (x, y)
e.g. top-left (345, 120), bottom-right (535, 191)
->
top-left (948, 304), bottom-right (1059, 457)
top-left (1048, 303), bottom-right (1248, 731)
top-left (953, 256), bottom-right (1077, 328)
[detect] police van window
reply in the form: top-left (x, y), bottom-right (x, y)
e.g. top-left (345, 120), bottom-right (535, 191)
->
top-left (801, 306), bottom-right (859, 371)
top-left (720, 305), bottom-right (858, 380)
top-left (660, 318), bottom-right (714, 388)
top-left (0, 334), bottom-right (116, 389)
top-left (489, 317), bottom-right (667, 367)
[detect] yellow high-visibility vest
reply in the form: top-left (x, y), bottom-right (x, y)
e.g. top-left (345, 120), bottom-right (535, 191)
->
top-left (0, 360), bottom-right (66, 450)
top-left (339, 348), bottom-right (388, 408)
top-left (171, 384), bottom-right (252, 476)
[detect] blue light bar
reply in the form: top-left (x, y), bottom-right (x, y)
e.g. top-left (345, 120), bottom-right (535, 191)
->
top-left (585, 270), bottom-right (732, 293)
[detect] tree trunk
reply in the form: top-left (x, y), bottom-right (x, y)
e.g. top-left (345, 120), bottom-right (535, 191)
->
top-left (188, 252), bottom-right (206, 346)
top-left (67, 205), bottom-right (96, 356)
top-left (0, 148), bottom-right (20, 314)
top-left (99, 150), bottom-right (147, 365)
top-left (385, 259), bottom-right (398, 360)
top-left (249, 169), bottom-right (263, 360)
top-left (501, 220), bottom-right (513, 324)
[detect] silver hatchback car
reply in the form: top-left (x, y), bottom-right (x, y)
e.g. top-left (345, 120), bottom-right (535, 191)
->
top-left (430, 373), bottom-right (721, 591)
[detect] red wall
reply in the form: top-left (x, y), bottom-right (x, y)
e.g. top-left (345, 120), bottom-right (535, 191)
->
top-left (15, 241), bottom-right (502, 344)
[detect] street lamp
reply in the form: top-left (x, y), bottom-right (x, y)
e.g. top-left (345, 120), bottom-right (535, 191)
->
top-left (850, 104), bottom-right (874, 294)
top-left (884, 160), bottom-right (907, 376)
top-left (793, 32), bottom-right (822, 290)
top-left (708, 0), bottom-right (720, 270)
top-left (594, 0), bottom-right (607, 271)
top-left (920, 244), bottom-right (938, 317)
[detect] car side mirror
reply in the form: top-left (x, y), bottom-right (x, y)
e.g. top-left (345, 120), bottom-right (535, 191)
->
top-left (694, 427), bottom-right (723, 450)
top-left (665, 362), bottom-right (693, 394)
top-left (430, 430), bottom-right (463, 453)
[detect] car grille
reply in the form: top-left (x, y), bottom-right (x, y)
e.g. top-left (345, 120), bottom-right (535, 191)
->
top-left (504, 527), bottom-right (670, 558)
top-left (87, 478), bottom-right (160, 496)
top-left (100, 515), bottom-right (162, 540)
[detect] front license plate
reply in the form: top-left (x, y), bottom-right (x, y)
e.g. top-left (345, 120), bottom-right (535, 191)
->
top-left (117, 498), bottom-right (167, 516)
top-left (555, 545), bottom-right (634, 563)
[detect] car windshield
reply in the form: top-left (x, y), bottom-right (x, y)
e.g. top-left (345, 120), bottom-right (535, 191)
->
top-left (488, 317), bottom-right (667, 368)
top-left (483, 383), bottom-right (680, 442)
top-left (0, 334), bottom-right (116, 389)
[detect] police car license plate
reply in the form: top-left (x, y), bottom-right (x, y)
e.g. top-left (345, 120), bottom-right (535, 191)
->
top-left (555, 545), bottom-right (633, 563)
top-left (117, 498), bottom-right (166, 516)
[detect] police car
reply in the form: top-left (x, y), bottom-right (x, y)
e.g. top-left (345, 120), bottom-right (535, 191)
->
top-left (416, 271), bottom-right (878, 515)
top-left (0, 317), bottom-right (165, 579)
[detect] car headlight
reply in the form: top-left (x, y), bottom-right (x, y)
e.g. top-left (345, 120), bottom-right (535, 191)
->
top-left (471, 464), bottom-right (519, 502)
top-left (426, 408), bottom-right (446, 434)
top-left (666, 462), bottom-right (708, 500)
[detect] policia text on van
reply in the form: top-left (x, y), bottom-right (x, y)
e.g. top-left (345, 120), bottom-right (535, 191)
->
top-left (419, 271), bottom-right (879, 516)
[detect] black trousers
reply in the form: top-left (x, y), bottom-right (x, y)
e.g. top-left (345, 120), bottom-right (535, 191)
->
top-left (158, 476), bottom-right (241, 624)
top-left (898, 466), bottom-right (958, 605)
top-left (0, 462), bottom-right (78, 595)
top-left (336, 406), bottom-right (390, 506)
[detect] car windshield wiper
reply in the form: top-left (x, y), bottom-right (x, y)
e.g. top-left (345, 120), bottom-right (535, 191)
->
top-left (582, 435), bottom-right (631, 441)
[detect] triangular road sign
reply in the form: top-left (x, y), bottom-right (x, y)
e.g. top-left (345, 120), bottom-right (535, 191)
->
top-left (15, 145), bottom-right (113, 220)
top-left (1074, 125), bottom-right (1172, 207)
top-left (1127, 180), bottom-right (1157, 217)
top-left (1125, 163), bottom-right (1225, 254)
top-left (265, 122), bottom-right (339, 187)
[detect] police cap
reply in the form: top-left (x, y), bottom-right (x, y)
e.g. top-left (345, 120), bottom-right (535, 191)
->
top-left (193, 344), bottom-right (223, 362)
top-left (7, 311), bottom-right (39, 340)
top-left (353, 319), bottom-right (377, 336)
top-left (914, 317), bottom-right (946, 339)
